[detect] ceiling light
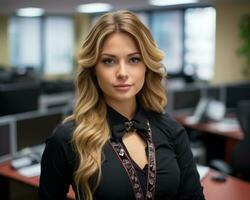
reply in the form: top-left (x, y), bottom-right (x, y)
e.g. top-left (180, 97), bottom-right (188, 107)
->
top-left (76, 3), bottom-right (113, 13)
top-left (16, 7), bottom-right (45, 17)
top-left (149, 0), bottom-right (198, 6)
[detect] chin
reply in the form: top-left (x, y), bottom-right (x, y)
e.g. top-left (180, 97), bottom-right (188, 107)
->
top-left (110, 93), bottom-right (137, 102)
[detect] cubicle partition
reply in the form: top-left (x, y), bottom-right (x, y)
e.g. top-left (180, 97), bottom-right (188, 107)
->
top-left (0, 82), bottom-right (41, 116)
top-left (0, 80), bottom-right (75, 117)
top-left (0, 108), bottom-right (66, 163)
top-left (0, 117), bottom-right (16, 163)
top-left (204, 86), bottom-right (223, 101)
top-left (166, 85), bottom-right (202, 115)
top-left (166, 81), bottom-right (250, 116)
top-left (14, 109), bottom-right (64, 151)
top-left (225, 82), bottom-right (250, 113)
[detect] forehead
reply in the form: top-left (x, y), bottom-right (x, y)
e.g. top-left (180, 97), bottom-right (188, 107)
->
top-left (101, 32), bottom-right (140, 54)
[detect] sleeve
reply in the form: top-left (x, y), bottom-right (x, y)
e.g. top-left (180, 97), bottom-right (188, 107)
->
top-left (173, 126), bottom-right (205, 200)
top-left (38, 125), bottom-right (73, 200)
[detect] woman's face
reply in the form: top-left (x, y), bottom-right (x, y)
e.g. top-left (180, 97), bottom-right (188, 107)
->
top-left (95, 32), bottom-right (146, 106)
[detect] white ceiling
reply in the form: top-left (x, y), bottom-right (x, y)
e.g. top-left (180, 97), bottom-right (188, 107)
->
top-left (0, 0), bottom-right (243, 15)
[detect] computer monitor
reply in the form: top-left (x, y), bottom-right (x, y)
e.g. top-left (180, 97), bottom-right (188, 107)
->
top-left (15, 109), bottom-right (63, 151)
top-left (225, 83), bottom-right (250, 112)
top-left (205, 86), bottom-right (221, 101)
top-left (0, 118), bottom-right (15, 162)
top-left (173, 87), bottom-right (201, 112)
top-left (0, 82), bottom-right (40, 116)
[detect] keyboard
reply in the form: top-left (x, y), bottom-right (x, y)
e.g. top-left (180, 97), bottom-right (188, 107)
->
top-left (11, 144), bottom-right (45, 177)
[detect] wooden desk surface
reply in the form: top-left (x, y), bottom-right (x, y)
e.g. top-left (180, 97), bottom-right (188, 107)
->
top-left (202, 170), bottom-right (250, 200)
top-left (175, 116), bottom-right (244, 140)
top-left (1, 161), bottom-right (250, 200)
top-left (0, 161), bottom-right (75, 200)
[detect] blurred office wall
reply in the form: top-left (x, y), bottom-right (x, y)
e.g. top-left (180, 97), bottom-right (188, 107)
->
top-left (1, 2), bottom-right (250, 84)
top-left (73, 14), bottom-right (91, 72)
top-left (0, 15), bottom-right (9, 67)
top-left (213, 1), bottom-right (250, 84)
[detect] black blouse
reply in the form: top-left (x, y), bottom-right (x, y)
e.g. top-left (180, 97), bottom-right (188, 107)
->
top-left (39, 106), bottom-right (205, 200)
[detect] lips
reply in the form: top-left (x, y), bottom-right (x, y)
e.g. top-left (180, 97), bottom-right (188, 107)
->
top-left (114, 84), bottom-right (131, 87)
top-left (114, 84), bottom-right (132, 91)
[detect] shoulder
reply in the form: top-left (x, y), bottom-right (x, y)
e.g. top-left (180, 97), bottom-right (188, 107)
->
top-left (146, 111), bottom-right (185, 139)
top-left (47, 120), bottom-right (76, 146)
top-left (40, 120), bottom-right (77, 191)
top-left (44, 120), bottom-right (77, 165)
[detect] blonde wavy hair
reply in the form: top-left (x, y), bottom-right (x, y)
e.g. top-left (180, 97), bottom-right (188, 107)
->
top-left (66, 10), bottom-right (167, 200)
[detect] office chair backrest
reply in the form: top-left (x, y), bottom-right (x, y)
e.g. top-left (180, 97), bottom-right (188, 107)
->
top-left (230, 100), bottom-right (250, 180)
top-left (237, 100), bottom-right (250, 139)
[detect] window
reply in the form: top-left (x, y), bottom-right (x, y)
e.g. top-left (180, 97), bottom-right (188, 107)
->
top-left (184, 7), bottom-right (216, 80)
top-left (8, 7), bottom-right (216, 80)
top-left (151, 11), bottom-right (183, 74)
top-left (9, 16), bottom-right (74, 76)
top-left (135, 12), bottom-right (150, 28)
top-left (44, 17), bottom-right (74, 75)
top-left (9, 17), bottom-right (42, 69)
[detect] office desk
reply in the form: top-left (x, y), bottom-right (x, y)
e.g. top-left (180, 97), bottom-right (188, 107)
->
top-left (202, 170), bottom-right (250, 200)
top-left (175, 116), bottom-right (244, 161)
top-left (1, 162), bottom-right (250, 200)
top-left (175, 116), bottom-right (244, 140)
top-left (0, 161), bottom-right (75, 200)
top-left (0, 162), bottom-right (250, 200)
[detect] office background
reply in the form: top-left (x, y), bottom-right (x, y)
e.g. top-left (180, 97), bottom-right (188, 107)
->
top-left (0, 0), bottom-right (250, 199)
top-left (0, 0), bottom-right (249, 162)
top-left (0, 0), bottom-right (249, 147)
top-left (0, 0), bottom-right (250, 84)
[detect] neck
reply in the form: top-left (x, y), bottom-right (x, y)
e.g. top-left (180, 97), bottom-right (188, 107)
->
top-left (106, 98), bottom-right (137, 120)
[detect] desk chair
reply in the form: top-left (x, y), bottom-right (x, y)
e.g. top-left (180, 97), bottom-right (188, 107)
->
top-left (210, 100), bottom-right (250, 181)
top-left (230, 100), bottom-right (250, 180)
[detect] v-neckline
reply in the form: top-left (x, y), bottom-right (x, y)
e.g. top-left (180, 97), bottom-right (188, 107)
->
top-left (121, 141), bottom-right (148, 173)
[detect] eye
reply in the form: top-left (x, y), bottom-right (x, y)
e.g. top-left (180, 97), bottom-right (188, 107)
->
top-left (129, 57), bottom-right (141, 64)
top-left (101, 58), bottom-right (115, 65)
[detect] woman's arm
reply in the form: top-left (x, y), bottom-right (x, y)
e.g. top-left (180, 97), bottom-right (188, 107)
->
top-left (39, 125), bottom-right (73, 200)
top-left (173, 126), bottom-right (205, 200)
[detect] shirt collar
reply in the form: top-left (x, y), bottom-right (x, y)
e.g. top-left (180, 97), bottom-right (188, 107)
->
top-left (107, 104), bottom-right (148, 140)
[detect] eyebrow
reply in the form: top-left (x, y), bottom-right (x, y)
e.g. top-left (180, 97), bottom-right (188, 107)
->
top-left (100, 52), bottom-right (141, 57)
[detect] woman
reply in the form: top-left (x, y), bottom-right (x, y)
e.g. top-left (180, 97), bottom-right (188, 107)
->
top-left (39, 10), bottom-right (205, 200)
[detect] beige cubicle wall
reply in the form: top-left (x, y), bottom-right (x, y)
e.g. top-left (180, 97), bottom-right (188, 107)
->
top-left (0, 15), bottom-right (10, 67)
top-left (212, 1), bottom-right (250, 85)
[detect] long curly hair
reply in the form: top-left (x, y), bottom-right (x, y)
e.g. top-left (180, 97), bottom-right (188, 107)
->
top-left (65, 10), bottom-right (167, 200)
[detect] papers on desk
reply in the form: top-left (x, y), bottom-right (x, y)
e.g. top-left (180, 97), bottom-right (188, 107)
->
top-left (197, 164), bottom-right (210, 180)
top-left (12, 144), bottom-right (45, 178)
top-left (17, 163), bottom-right (41, 177)
top-left (210, 118), bottom-right (240, 132)
top-left (184, 116), bottom-right (199, 125)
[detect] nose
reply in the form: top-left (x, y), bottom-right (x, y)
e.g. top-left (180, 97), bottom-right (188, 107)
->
top-left (116, 61), bottom-right (128, 80)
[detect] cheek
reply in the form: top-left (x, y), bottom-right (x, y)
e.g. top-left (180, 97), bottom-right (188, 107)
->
top-left (95, 70), bottom-right (112, 92)
top-left (139, 75), bottom-right (146, 90)
top-left (134, 68), bottom-right (146, 90)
